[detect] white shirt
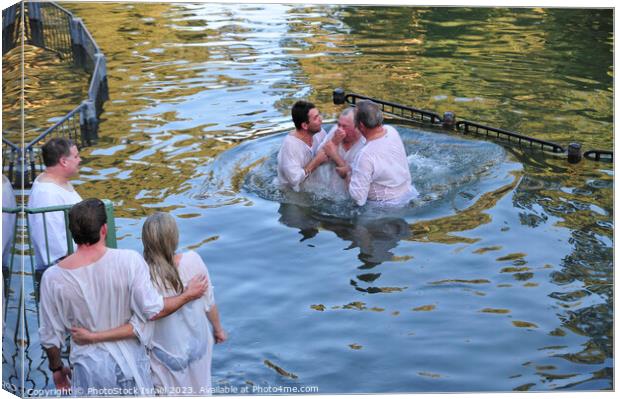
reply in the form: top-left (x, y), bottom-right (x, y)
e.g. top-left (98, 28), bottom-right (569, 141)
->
top-left (146, 251), bottom-right (216, 395)
top-left (276, 128), bottom-right (326, 192)
top-left (27, 177), bottom-right (82, 268)
top-left (38, 248), bottom-right (164, 394)
top-left (304, 126), bottom-right (366, 198)
top-left (349, 125), bottom-right (417, 206)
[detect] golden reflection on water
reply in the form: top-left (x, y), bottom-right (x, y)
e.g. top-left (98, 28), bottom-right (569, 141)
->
top-left (407, 172), bottom-right (519, 244)
top-left (1, 3), bottom-right (613, 392)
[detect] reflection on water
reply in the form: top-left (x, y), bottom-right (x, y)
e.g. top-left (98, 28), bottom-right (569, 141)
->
top-left (2, 3), bottom-right (612, 394)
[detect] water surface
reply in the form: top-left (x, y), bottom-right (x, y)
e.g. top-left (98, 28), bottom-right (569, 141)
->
top-left (2, 3), bottom-right (612, 394)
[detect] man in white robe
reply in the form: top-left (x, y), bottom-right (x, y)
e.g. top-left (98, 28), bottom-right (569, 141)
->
top-left (344, 100), bottom-right (418, 206)
top-left (305, 108), bottom-right (366, 198)
top-left (38, 198), bottom-right (209, 396)
top-left (277, 100), bottom-right (329, 192)
top-left (27, 138), bottom-right (83, 297)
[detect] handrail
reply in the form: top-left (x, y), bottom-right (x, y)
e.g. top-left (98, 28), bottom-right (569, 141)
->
top-left (330, 88), bottom-right (612, 161)
top-left (584, 149), bottom-right (613, 162)
top-left (24, 104), bottom-right (84, 149)
top-left (3, 199), bottom-right (118, 250)
top-left (343, 92), bottom-right (442, 124)
top-left (50, 1), bottom-right (78, 19)
top-left (2, 137), bottom-right (20, 151)
top-left (456, 120), bottom-right (565, 153)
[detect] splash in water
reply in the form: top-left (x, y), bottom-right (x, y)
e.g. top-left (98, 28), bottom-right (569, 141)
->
top-left (199, 123), bottom-right (521, 220)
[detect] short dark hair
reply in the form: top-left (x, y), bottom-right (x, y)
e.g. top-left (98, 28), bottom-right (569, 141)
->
top-left (355, 100), bottom-right (383, 129)
top-left (69, 198), bottom-right (107, 245)
top-left (42, 138), bottom-right (74, 167)
top-left (291, 100), bottom-right (316, 130)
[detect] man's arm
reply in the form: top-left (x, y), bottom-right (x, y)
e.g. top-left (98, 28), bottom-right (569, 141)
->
top-left (303, 149), bottom-right (328, 177)
top-left (44, 346), bottom-right (71, 390)
top-left (348, 154), bottom-right (373, 206)
top-left (322, 141), bottom-right (347, 169)
top-left (150, 274), bottom-right (208, 321)
top-left (71, 324), bottom-right (134, 345)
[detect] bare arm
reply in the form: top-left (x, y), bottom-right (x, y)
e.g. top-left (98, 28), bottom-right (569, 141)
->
top-left (303, 149), bottom-right (328, 176)
top-left (44, 346), bottom-right (71, 390)
top-left (71, 324), bottom-right (135, 345)
top-left (150, 274), bottom-right (208, 321)
top-left (323, 141), bottom-right (347, 169)
top-left (206, 304), bottom-right (227, 343)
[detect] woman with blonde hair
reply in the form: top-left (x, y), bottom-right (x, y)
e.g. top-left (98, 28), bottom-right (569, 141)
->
top-left (71, 212), bottom-right (226, 395)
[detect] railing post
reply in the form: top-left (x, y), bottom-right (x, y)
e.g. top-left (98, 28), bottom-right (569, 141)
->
top-left (442, 112), bottom-right (456, 129)
top-left (27, 1), bottom-right (45, 47)
top-left (102, 200), bottom-right (117, 249)
top-left (93, 52), bottom-right (109, 115)
top-left (333, 88), bottom-right (346, 105)
top-left (80, 100), bottom-right (98, 146)
top-left (69, 17), bottom-right (86, 68)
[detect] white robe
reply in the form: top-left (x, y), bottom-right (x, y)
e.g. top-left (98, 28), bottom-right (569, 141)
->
top-left (349, 125), bottom-right (418, 206)
top-left (38, 248), bottom-right (164, 396)
top-left (146, 251), bottom-right (216, 396)
top-left (27, 177), bottom-right (82, 269)
top-left (276, 129), bottom-right (326, 192)
top-left (304, 126), bottom-right (366, 199)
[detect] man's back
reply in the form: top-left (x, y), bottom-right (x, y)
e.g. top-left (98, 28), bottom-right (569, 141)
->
top-left (39, 248), bottom-right (163, 393)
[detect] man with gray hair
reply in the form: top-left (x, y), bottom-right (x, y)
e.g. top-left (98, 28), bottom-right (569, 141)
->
top-left (345, 100), bottom-right (418, 206)
top-left (304, 107), bottom-right (366, 197)
top-left (28, 137), bottom-right (83, 297)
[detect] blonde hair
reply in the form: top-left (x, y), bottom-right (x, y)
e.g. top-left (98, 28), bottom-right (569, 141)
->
top-left (142, 212), bottom-right (183, 294)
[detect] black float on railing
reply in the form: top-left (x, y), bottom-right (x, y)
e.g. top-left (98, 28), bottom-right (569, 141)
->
top-left (333, 88), bottom-right (612, 164)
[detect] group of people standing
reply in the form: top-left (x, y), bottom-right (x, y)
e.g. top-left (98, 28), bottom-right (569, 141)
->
top-left (277, 100), bottom-right (418, 206)
top-left (6, 138), bottom-right (226, 395)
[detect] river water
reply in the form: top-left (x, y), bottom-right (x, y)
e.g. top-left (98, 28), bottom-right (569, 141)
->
top-left (2, 3), bottom-right (613, 394)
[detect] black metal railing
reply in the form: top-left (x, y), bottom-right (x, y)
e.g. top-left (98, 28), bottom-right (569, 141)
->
top-left (2, 3), bottom-right (21, 55)
top-left (455, 120), bottom-right (565, 153)
top-left (584, 149), bottom-right (613, 162)
top-left (2, 1), bottom-right (109, 188)
top-left (339, 91), bottom-right (442, 124)
top-left (2, 137), bottom-right (20, 186)
top-left (333, 88), bottom-right (611, 163)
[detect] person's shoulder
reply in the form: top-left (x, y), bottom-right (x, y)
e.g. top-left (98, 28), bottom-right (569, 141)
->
top-left (40, 265), bottom-right (62, 284)
top-left (182, 250), bottom-right (206, 265)
top-left (384, 125), bottom-right (399, 135)
top-left (105, 248), bottom-right (145, 266)
top-left (28, 179), bottom-right (53, 206)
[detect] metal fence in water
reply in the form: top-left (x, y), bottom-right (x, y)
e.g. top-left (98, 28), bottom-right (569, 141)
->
top-left (1, 1), bottom-right (109, 188)
top-left (334, 89), bottom-right (613, 163)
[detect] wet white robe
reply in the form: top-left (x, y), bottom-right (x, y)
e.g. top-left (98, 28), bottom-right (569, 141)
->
top-left (276, 129), bottom-right (327, 192)
top-left (27, 177), bottom-right (82, 269)
top-left (38, 248), bottom-right (164, 396)
top-left (304, 126), bottom-right (366, 199)
top-left (145, 251), bottom-right (216, 396)
top-left (349, 125), bottom-right (418, 206)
